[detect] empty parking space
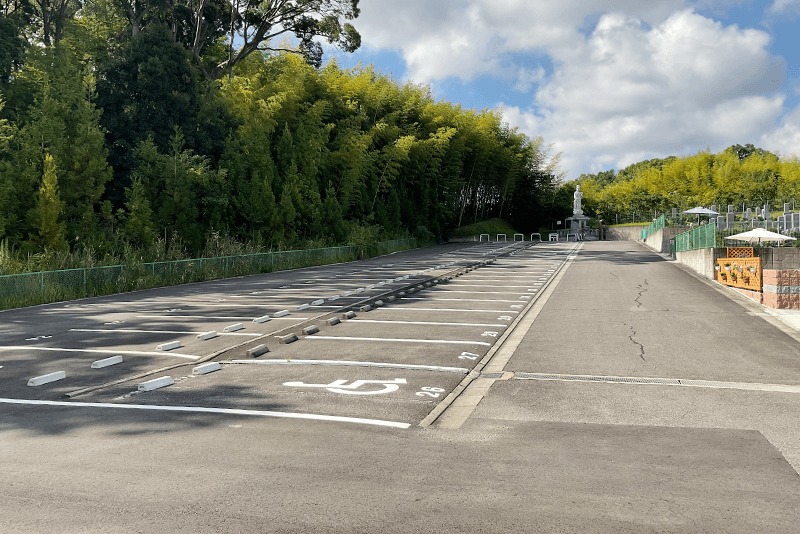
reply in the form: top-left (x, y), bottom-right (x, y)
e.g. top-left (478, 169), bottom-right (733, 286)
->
top-left (1, 240), bottom-right (578, 428)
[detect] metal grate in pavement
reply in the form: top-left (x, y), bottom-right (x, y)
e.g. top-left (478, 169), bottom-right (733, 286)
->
top-left (510, 372), bottom-right (800, 393)
top-left (479, 373), bottom-right (504, 379)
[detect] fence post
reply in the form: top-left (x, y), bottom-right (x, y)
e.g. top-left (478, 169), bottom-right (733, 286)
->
top-left (83, 268), bottom-right (87, 297)
top-left (40, 271), bottom-right (44, 301)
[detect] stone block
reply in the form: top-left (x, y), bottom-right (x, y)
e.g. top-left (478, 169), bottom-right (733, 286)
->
top-left (763, 292), bottom-right (779, 308)
top-left (777, 294), bottom-right (796, 309)
top-left (763, 270), bottom-right (779, 285)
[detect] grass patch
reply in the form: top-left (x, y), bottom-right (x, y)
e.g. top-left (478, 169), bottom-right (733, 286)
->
top-left (450, 218), bottom-right (519, 238)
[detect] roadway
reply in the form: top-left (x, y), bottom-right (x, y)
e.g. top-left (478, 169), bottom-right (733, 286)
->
top-left (1, 239), bottom-right (799, 532)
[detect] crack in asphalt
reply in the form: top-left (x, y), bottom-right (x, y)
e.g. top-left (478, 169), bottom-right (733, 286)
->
top-left (623, 322), bottom-right (645, 361)
top-left (633, 279), bottom-right (649, 309)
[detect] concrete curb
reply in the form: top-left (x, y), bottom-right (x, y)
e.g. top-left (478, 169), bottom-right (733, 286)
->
top-left (419, 241), bottom-right (580, 428)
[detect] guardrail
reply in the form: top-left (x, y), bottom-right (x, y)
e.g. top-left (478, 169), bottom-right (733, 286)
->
top-left (0, 238), bottom-right (417, 311)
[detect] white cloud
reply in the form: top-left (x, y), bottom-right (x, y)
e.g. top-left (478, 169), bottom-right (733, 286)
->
top-left (351, 2), bottom-right (790, 178)
top-left (501, 9), bottom-right (786, 177)
top-left (760, 106), bottom-right (800, 159)
top-left (354, 0), bottom-right (687, 82)
top-left (512, 66), bottom-right (546, 93)
top-left (769, 0), bottom-right (800, 12)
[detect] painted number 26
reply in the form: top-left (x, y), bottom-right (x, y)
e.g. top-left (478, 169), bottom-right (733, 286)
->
top-left (416, 386), bottom-right (445, 398)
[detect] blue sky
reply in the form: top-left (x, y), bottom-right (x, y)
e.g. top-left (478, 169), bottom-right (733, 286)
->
top-left (326, 0), bottom-right (800, 180)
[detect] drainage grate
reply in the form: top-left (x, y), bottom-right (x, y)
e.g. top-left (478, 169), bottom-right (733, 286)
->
top-left (510, 373), bottom-right (800, 393)
top-left (514, 373), bottom-right (680, 386)
top-left (479, 372), bottom-right (504, 379)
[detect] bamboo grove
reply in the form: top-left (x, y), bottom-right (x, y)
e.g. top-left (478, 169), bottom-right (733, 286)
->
top-left (574, 144), bottom-right (800, 221)
top-left (0, 3), bottom-right (562, 272)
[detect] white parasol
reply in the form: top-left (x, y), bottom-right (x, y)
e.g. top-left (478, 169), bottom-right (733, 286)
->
top-left (682, 207), bottom-right (719, 215)
top-left (682, 206), bottom-right (719, 225)
top-left (724, 228), bottom-right (796, 244)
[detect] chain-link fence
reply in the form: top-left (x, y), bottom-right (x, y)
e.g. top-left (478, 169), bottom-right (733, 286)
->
top-left (642, 214), bottom-right (666, 240)
top-left (0, 239), bottom-right (417, 311)
top-left (674, 222), bottom-right (717, 253)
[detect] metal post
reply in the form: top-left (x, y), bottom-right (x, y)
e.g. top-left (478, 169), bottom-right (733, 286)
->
top-left (83, 269), bottom-right (87, 297)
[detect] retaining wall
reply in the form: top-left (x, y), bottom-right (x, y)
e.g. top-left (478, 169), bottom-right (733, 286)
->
top-left (752, 247), bottom-right (800, 270)
top-left (675, 248), bottom-right (721, 280)
top-left (608, 225), bottom-right (646, 241)
top-left (643, 227), bottom-right (685, 254)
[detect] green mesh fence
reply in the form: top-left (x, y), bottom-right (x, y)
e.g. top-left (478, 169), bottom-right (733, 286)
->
top-left (674, 222), bottom-right (717, 253)
top-left (642, 214), bottom-right (666, 240)
top-left (0, 239), bottom-right (417, 311)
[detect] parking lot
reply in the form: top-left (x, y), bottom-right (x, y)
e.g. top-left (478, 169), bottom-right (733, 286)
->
top-left (4, 239), bottom-right (800, 533)
top-left (0, 240), bottom-right (578, 429)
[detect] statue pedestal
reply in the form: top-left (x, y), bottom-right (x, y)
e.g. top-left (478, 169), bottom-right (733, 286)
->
top-left (567, 214), bottom-right (591, 234)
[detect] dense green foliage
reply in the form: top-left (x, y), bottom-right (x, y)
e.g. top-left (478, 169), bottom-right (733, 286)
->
top-left (0, 2), bottom-right (561, 274)
top-left (568, 144), bottom-right (800, 222)
top-left (449, 218), bottom-right (518, 239)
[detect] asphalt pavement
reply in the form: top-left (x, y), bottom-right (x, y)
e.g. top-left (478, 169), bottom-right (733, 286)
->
top-left (1, 239), bottom-right (799, 533)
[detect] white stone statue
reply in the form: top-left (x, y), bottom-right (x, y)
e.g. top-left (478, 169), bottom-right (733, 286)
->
top-left (573, 185), bottom-right (583, 215)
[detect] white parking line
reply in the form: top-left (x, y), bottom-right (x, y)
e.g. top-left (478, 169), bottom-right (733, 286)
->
top-left (224, 359), bottom-right (470, 374)
top-left (0, 398), bottom-right (410, 429)
top-left (465, 274), bottom-right (552, 278)
top-left (441, 284), bottom-right (535, 288)
top-left (450, 279), bottom-right (546, 283)
top-left (176, 302), bottom-right (342, 309)
top-left (426, 290), bottom-right (529, 295)
top-left (389, 307), bottom-right (520, 313)
top-left (136, 315), bottom-right (302, 320)
top-left (305, 336), bottom-right (492, 346)
top-left (350, 320), bottom-right (508, 327)
top-left (401, 297), bottom-right (522, 303)
top-left (69, 328), bottom-right (261, 337)
top-left (0, 346), bottom-right (200, 360)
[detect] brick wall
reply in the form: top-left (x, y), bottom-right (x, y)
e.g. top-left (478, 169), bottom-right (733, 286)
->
top-left (762, 269), bottom-right (800, 309)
